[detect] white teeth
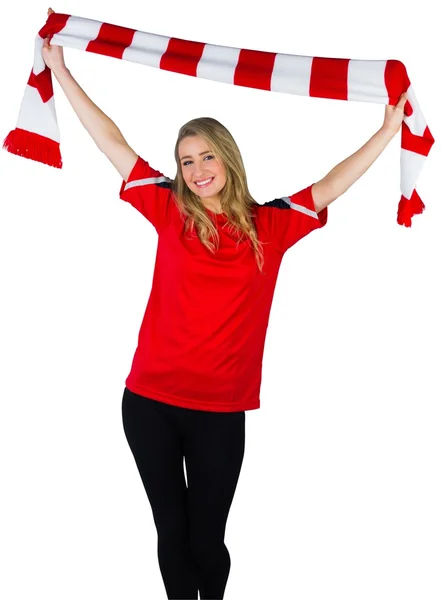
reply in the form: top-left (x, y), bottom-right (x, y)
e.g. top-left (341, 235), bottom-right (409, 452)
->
top-left (196, 178), bottom-right (213, 186)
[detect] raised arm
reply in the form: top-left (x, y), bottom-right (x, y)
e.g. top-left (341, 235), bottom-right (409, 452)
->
top-left (311, 94), bottom-right (407, 212)
top-left (42, 8), bottom-right (138, 180)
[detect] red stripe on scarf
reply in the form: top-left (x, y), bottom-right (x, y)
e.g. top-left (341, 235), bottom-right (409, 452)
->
top-left (27, 67), bottom-right (54, 103)
top-left (38, 12), bottom-right (70, 40)
top-left (402, 122), bottom-right (435, 156)
top-left (385, 60), bottom-right (434, 157)
top-left (87, 22), bottom-right (136, 59)
top-left (33, 13), bottom-right (71, 102)
top-left (234, 49), bottom-right (277, 90)
top-left (160, 38), bottom-right (206, 76)
top-left (385, 59), bottom-right (412, 114)
top-left (310, 57), bottom-right (349, 100)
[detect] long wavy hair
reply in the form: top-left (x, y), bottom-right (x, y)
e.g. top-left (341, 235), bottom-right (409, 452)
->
top-left (170, 117), bottom-right (268, 274)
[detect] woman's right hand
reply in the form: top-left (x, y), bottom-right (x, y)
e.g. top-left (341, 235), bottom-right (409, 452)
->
top-left (42, 8), bottom-right (67, 72)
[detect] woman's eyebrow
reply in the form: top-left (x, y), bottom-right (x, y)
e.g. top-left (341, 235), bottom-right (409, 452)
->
top-left (180, 150), bottom-right (212, 161)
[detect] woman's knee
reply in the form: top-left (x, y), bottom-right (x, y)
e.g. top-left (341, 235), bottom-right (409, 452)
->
top-left (188, 529), bottom-right (229, 566)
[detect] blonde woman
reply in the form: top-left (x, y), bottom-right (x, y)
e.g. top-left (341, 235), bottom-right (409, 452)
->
top-left (42, 7), bottom-right (406, 599)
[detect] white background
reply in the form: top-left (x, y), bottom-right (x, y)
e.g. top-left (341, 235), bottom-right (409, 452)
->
top-left (0, 1), bottom-right (441, 599)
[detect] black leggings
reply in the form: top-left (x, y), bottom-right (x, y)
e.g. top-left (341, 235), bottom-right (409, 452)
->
top-left (121, 387), bottom-right (246, 599)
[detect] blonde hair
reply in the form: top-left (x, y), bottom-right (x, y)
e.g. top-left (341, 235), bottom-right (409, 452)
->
top-left (171, 117), bottom-right (268, 274)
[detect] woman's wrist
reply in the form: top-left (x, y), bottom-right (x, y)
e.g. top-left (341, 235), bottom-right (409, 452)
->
top-left (378, 125), bottom-right (399, 140)
top-left (52, 66), bottom-right (71, 80)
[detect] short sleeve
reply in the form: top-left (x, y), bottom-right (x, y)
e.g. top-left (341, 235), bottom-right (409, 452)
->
top-left (262, 184), bottom-right (328, 254)
top-left (119, 155), bottom-right (174, 234)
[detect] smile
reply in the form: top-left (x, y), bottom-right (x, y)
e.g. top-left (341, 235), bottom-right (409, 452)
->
top-left (195, 177), bottom-right (214, 188)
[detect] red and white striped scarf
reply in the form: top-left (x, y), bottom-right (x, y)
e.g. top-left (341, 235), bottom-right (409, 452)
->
top-left (3, 11), bottom-right (434, 227)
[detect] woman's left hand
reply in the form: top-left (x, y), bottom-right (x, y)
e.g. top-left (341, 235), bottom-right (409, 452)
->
top-left (382, 92), bottom-right (408, 136)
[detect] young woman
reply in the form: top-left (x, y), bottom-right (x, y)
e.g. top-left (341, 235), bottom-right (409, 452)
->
top-left (42, 8), bottom-right (406, 599)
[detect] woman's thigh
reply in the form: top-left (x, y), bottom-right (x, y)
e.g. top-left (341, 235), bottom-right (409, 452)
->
top-left (121, 387), bottom-right (188, 533)
top-left (184, 410), bottom-right (246, 541)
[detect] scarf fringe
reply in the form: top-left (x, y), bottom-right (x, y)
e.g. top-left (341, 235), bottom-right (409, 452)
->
top-left (397, 189), bottom-right (425, 227)
top-left (3, 128), bottom-right (62, 169)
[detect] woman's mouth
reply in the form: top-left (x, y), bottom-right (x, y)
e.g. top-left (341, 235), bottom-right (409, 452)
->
top-left (195, 177), bottom-right (214, 188)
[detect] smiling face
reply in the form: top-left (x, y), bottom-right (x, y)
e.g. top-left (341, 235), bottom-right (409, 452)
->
top-left (178, 135), bottom-right (227, 211)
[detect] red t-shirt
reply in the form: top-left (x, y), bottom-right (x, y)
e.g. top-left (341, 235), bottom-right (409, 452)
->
top-left (119, 156), bottom-right (327, 412)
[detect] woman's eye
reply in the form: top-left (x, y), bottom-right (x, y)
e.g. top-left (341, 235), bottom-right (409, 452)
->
top-left (183, 155), bottom-right (214, 166)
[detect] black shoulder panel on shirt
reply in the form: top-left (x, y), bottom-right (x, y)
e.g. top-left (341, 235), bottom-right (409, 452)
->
top-left (156, 181), bottom-right (172, 189)
top-left (261, 198), bottom-right (291, 210)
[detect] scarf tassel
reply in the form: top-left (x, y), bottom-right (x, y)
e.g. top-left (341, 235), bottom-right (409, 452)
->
top-left (397, 189), bottom-right (425, 228)
top-left (3, 127), bottom-right (62, 169)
